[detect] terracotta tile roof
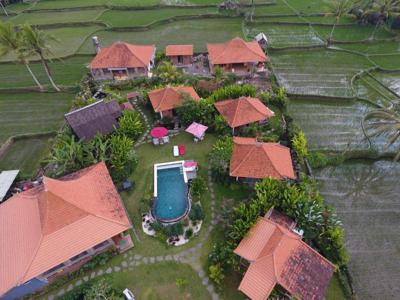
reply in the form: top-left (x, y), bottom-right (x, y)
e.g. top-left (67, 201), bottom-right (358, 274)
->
top-left (148, 86), bottom-right (200, 113)
top-left (214, 96), bottom-right (274, 128)
top-left (207, 37), bottom-right (268, 65)
top-left (65, 100), bottom-right (122, 140)
top-left (230, 137), bottom-right (295, 180)
top-left (165, 44), bottom-right (193, 56)
top-left (89, 42), bottom-right (155, 69)
top-left (0, 162), bottom-right (131, 297)
top-left (234, 212), bottom-right (336, 300)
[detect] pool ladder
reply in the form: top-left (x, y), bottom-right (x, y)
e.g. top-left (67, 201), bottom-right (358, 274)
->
top-left (179, 167), bottom-right (184, 174)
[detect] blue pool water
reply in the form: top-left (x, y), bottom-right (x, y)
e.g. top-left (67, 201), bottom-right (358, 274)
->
top-left (153, 166), bottom-right (188, 222)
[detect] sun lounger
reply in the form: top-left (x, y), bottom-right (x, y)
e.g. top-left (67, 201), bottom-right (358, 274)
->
top-left (179, 144), bottom-right (185, 156)
top-left (173, 145), bottom-right (179, 157)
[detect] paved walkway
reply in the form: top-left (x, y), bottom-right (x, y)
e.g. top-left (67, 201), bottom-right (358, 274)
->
top-left (46, 164), bottom-right (220, 300)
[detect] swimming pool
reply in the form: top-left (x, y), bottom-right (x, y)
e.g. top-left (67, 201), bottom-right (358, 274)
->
top-left (152, 161), bottom-right (190, 223)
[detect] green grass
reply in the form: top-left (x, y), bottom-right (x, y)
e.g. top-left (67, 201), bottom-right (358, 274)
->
top-left (326, 274), bottom-right (347, 300)
top-left (9, 9), bottom-right (105, 25)
top-left (120, 132), bottom-right (217, 257)
top-left (0, 1), bottom-right (33, 13)
top-left (255, 1), bottom-right (295, 15)
top-left (33, 0), bottom-right (109, 9)
top-left (0, 136), bottom-right (52, 177)
top-left (0, 92), bottom-right (72, 144)
top-left (369, 54), bottom-right (400, 70)
top-left (254, 15), bottom-right (356, 24)
top-left (111, 262), bottom-right (211, 300)
top-left (98, 7), bottom-right (218, 27)
top-left (284, 0), bottom-right (331, 14)
top-left (0, 25), bottom-right (103, 62)
top-left (337, 41), bottom-right (400, 55)
top-left (78, 18), bottom-right (244, 53)
top-left (0, 55), bottom-right (91, 89)
top-left (314, 24), bottom-right (395, 41)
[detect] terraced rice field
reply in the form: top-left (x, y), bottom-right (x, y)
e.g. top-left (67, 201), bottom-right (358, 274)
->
top-left (271, 49), bottom-right (373, 97)
top-left (316, 160), bottom-right (400, 300)
top-left (78, 18), bottom-right (243, 53)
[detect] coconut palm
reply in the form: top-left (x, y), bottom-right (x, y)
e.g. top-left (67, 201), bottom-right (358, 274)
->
top-left (0, 0), bottom-right (8, 16)
top-left (363, 108), bottom-right (400, 160)
top-left (325, 0), bottom-right (354, 44)
top-left (0, 21), bottom-right (43, 90)
top-left (20, 24), bottom-right (61, 91)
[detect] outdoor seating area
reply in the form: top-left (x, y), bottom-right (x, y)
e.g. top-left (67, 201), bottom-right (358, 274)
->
top-left (151, 127), bottom-right (170, 145)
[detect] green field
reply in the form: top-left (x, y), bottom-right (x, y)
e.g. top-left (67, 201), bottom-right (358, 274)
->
top-left (0, 92), bottom-right (72, 144)
top-left (99, 7), bottom-right (218, 27)
top-left (78, 18), bottom-right (243, 53)
top-left (0, 56), bottom-right (90, 89)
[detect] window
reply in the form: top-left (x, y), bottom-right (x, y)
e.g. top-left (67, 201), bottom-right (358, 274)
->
top-left (42, 263), bottom-right (65, 276)
top-left (102, 68), bottom-right (110, 74)
top-left (70, 251), bottom-right (88, 262)
top-left (93, 240), bottom-right (110, 250)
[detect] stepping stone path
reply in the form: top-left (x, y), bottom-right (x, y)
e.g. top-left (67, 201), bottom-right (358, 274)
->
top-left (46, 163), bottom-right (220, 300)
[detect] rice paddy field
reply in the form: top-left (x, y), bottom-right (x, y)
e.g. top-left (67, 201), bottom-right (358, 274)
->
top-left (0, 0), bottom-right (400, 299)
top-left (316, 161), bottom-right (400, 300)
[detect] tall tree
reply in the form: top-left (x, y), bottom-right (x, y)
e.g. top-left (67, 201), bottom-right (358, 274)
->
top-left (325, 0), bottom-right (354, 44)
top-left (0, 21), bottom-right (43, 90)
top-left (20, 24), bottom-right (61, 91)
top-left (363, 108), bottom-right (400, 160)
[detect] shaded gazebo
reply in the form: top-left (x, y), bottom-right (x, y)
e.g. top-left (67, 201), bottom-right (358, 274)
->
top-left (185, 122), bottom-right (208, 142)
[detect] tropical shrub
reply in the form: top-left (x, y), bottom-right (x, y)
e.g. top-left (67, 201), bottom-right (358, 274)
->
top-left (209, 136), bottom-right (233, 184)
top-left (184, 228), bottom-right (193, 239)
top-left (207, 84), bottom-right (256, 103)
top-left (154, 61), bottom-right (182, 84)
top-left (292, 130), bottom-right (308, 161)
top-left (83, 277), bottom-right (121, 300)
top-left (189, 204), bottom-right (205, 222)
top-left (175, 278), bottom-right (187, 291)
top-left (175, 99), bottom-right (216, 127)
top-left (109, 134), bottom-right (138, 182)
top-left (208, 264), bottom-right (225, 286)
top-left (259, 87), bottom-right (288, 110)
top-left (308, 151), bottom-right (329, 169)
top-left (117, 110), bottom-right (144, 141)
top-left (190, 176), bottom-right (207, 199)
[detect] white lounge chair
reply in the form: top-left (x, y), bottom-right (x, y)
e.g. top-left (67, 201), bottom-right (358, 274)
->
top-left (123, 288), bottom-right (135, 300)
top-left (173, 145), bottom-right (179, 157)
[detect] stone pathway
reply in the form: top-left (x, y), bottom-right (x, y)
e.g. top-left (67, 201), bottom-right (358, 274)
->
top-left (46, 164), bottom-right (220, 300)
top-left (131, 99), bottom-right (152, 147)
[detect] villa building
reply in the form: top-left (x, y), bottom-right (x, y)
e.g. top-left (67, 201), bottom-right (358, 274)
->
top-left (207, 37), bottom-right (268, 74)
top-left (214, 96), bottom-right (274, 134)
top-left (234, 209), bottom-right (335, 300)
top-left (166, 44), bottom-right (193, 66)
top-left (148, 86), bottom-right (201, 118)
top-left (89, 42), bottom-right (156, 80)
top-left (0, 162), bottom-right (132, 299)
top-left (65, 100), bottom-right (122, 140)
top-left (230, 137), bottom-right (295, 181)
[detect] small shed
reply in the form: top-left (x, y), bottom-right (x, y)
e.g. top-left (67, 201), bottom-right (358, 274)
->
top-left (255, 32), bottom-right (268, 48)
top-left (166, 44), bottom-right (193, 66)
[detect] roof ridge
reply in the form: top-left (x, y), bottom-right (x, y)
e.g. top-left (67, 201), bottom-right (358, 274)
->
top-left (250, 98), bottom-right (274, 116)
top-left (243, 40), bottom-right (267, 61)
top-left (155, 87), bottom-right (175, 112)
top-left (231, 144), bottom-right (256, 175)
top-left (261, 144), bottom-right (283, 179)
top-left (124, 43), bottom-right (147, 66)
top-left (230, 98), bottom-right (242, 127)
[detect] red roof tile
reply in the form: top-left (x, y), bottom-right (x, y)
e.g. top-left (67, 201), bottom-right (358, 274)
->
top-left (234, 212), bottom-right (336, 300)
top-left (0, 162), bottom-right (131, 297)
top-left (148, 86), bottom-right (200, 113)
top-left (230, 137), bottom-right (295, 180)
top-left (207, 37), bottom-right (268, 65)
top-left (166, 44), bottom-right (193, 56)
top-left (89, 42), bottom-right (155, 69)
top-left (214, 96), bottom-right (274, 128)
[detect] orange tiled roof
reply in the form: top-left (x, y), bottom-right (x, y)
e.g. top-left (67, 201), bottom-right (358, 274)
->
top-left (148, 86), bottom-right (200, 113)
top-left (207, 37), bottom-right (268, 65)
top-left (214, 96), bottom-right (274, 128)
top-left (89, 42), bottom-right (155, 69)
top-left (230, 137), bottom-right (295, 180)
top-left (0, 162), bottom-right (131, 297)
top-left (165, 44), bottom-right (193, 56)
top-left (234, 211), bottom-right (336, 300)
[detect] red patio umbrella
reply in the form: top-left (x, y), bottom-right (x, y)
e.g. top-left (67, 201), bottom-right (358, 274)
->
top-left (150, 127), bottom-right (168, 138)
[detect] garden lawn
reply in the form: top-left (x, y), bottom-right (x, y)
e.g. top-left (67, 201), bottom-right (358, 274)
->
top-left (270, 49), bottom-right (373, 97)
top-left (9, 9), bottom-right (105, 25)
top-left (0, 135), bottom-right (52, 178)
top-left (98, 7), bottom-right (218, 27)
top-left (0, 25), bottom-right (103, 62)
top-left (316, 160), bottom-right (400, 300)
top-left (120, 132), bottom-right (217, 257)
top-left (78, 18), bottom-right (243, 53)
top-left (111, 262), bottom-right (211, 300)
top-left (0, 92), bottom-right (72, 144)
top-left (0, 55), bottom-right (91, 89)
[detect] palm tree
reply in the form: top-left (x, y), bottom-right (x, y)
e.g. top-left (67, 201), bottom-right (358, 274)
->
top-left (367, 0), bottom-right (399, 38)
top-left (0, 21), bottom-right (43, 90)
top-left (325, 0), bottom-right (354, 44)
top-left (363, 108), bottom-right (400, 160)
top-left (20, 24), bottom-right (61, 91)
top-left (0, 0), bottom-right (8, 16)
